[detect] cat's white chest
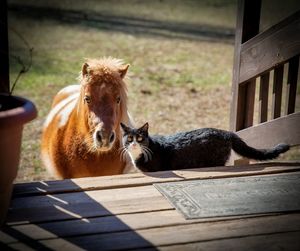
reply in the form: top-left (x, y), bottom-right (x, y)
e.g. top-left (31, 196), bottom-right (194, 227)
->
top-left (128, 143), bottom-right (143, 161)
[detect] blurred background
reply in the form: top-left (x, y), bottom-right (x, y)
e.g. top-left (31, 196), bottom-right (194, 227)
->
top-left (7, 0), bottom-right (300, 182)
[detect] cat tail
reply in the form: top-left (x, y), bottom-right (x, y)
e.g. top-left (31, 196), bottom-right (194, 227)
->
top-left (230, 133), bottom-right (290, 160)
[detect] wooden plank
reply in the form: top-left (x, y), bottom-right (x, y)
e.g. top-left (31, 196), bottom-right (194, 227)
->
top-left (239, 10), bottom-right (300, 83)
top-left (286, 56), bottom-right (299, 115)
top-left (37, 214), bottom-right (300, 250)
top-left (230, 0), bottom-right (261, 132)
top-left (0, 0), bottom-right (10, 93)
top-left (6, 211), bottom-right (287, 242)
top-left (13, 163), bottom-right (300, 197)
top-left (258, 72), bottom-right (270, 123)
top-left (11, 185), bottom-right (161, 209)
top-left (236, 80), bottom-right (257, 130)
top-left (7, 171), bottom-right (300, 225)
top-left (6, 196), bottom-right (171, 224)
top-left (8, 231), bottom-right (300, 251)
top-left (12, 171), bottom-right (299, 210)
top-left (158, 232), bottom-right (300, 251)
top-left (5, 210), bottom-right (195, 241)
top-left (245, 80), bottom-right (256, 127)
top-left (271, 65), bottom-right (284, 119)
top-left (237, 112), bottom-right (300, 148)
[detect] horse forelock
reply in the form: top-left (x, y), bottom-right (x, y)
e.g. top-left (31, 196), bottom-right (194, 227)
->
top-left (78, 58), bottom-right (129, 119)
top-left (78, 57), bottom-right (127, 83)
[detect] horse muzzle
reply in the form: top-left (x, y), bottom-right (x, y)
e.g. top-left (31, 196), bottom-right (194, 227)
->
top-left (94, 129), bottom-right (116, 151)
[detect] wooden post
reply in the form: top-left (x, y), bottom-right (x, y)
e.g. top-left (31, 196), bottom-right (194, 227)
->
top-left (285, 56), bottom-right (299, 115)
top-left (0, 0), bottom-right (10, 93)
top-left (229, 0), bottom-right (261, 165)
top-left (230, 0), bottom-right (262, 132)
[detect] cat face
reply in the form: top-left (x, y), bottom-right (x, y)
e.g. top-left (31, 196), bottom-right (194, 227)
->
top-left (120, 122), bottom-right (152, 162)
top-left (120, 122), bottom-right (149, 147)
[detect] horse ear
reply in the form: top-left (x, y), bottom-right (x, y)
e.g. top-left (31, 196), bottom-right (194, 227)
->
top-left (140, 122), bottom-right (149, 132)
top-left (119, 64), bottom-right (130, 79)
top-left (82, 62), bottom-right (89, 78)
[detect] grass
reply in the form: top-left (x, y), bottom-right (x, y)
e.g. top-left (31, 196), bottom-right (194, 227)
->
top-left (7, 0), bottom-right (300, 182)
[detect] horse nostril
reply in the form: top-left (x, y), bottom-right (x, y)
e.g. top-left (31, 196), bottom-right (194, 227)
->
top-left (109, 132), bottom-right (115, 143)
top-left (96, 131), bottom-right (102, 143)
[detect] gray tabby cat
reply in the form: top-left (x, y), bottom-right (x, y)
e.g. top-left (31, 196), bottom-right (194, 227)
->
top-left (120, 122), bottom-right (290, 172)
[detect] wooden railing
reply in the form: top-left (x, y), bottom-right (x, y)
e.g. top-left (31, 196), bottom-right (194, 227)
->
top-left (230, 0), bottom-right (300, 164)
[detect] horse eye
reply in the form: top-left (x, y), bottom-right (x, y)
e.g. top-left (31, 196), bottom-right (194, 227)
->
top-left (116, 96), bottom-right (121, 104)
top-left (84, 95), bottom-right (91, 104)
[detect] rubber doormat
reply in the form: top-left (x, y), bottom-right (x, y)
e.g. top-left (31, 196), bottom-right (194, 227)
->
top-left (154, 173), bottom-right (300, 219)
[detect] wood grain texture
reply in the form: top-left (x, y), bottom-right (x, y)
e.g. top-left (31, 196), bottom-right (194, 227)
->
top-left (258, 72), bottom-right (270, 123)
top-left (239, 10), bottom-right (300, 83)
top-left (8, 167), bottom-right (300, 225)
top-left (8, 211), bottom-right (287, 242)
top-left (236, 112), bottom-right (300, 148)
top-left (235, 80), bottom-right (256, 130)
top-left (11, 185), bottom-right (161, 209)
top-left (6, 195), bottom-right (171, 224)
top-left (34, 214), bottom-right (300, 250)
top-left (230, 0), bottom-right (261, 132)
top-left (285, 56), bottom-right (299, 115)
top-left (13, 163), bottom-right (300, 197)
top-left (271, 65), bottom-right (284, 119)
top-left (3, 166), bottom-right (300, 250)
top-left (158, 231), bottom-right (300, 251)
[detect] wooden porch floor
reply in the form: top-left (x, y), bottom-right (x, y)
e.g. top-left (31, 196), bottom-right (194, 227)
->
top-left (1, 162), bottom-right (300, 250)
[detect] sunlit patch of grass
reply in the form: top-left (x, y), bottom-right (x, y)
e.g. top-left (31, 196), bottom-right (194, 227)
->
top-left (8, 4), bottom-right (236, 181)
top-left (9, 0), bottom-right (299, 182)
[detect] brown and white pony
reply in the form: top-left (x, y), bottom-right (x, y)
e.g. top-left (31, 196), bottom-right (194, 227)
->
top-left (41, 58), bottom-right (134, 178)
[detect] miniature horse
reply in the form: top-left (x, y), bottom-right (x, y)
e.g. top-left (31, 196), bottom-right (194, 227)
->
top-left (41, 58), bottom-right (134, 178)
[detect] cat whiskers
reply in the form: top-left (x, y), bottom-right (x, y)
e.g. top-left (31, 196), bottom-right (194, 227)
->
top-left (119, 146), bottom-right (129, 162)
top-left (141, 145), bottom-right (153, 162)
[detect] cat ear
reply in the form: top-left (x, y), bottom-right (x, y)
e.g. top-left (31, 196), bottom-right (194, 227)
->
top-left (120, 123), bottom-right (130, 133)
top-left (119, 64), bottom-right (130, 79)
top-left (140, 122), bottom-right (149, 132)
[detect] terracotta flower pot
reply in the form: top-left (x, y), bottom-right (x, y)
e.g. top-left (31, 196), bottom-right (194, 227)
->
top-left (0, 94), bottom-right (37, 225)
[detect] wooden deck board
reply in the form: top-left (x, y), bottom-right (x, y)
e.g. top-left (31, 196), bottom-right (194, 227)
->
top-left (8, 214), bottom-right (300, 250)
top-left (13, 162), bottom-right (300, 196)
top-left (157, 232), bottom-right (300, 251)
top-left (2, 162), bottom-right (300, 250)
